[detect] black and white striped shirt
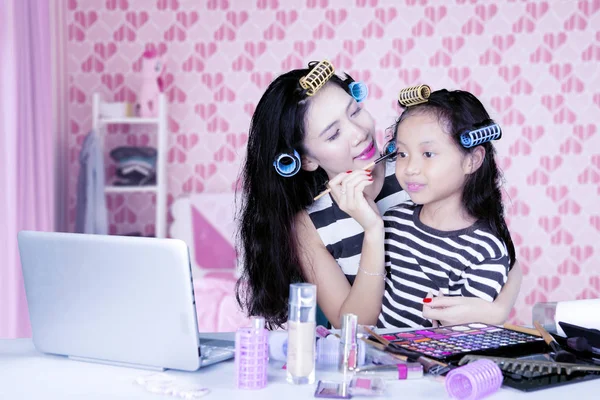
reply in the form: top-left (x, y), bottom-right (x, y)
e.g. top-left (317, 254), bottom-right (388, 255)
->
top-left (307, 161), bottom-right (410, 283)
top-left (378, 202), bottom-right (510, 329)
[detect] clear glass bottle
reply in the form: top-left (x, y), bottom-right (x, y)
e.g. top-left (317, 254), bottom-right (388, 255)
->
top-left (532, 302), bottom-right (558, 334)
top-left (286, 283), bottom-right (316, 384)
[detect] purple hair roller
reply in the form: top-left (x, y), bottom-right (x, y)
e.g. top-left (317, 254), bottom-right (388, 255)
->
top-left (445, 359), bottom-right (503, 400)
top-left (235, 317), bottom-right (269, 390)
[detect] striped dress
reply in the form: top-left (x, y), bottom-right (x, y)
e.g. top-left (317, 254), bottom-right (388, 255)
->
top-left (307, 161), bottom-right (410, 283)
top-left (378, 202), bottom-right (510, 329)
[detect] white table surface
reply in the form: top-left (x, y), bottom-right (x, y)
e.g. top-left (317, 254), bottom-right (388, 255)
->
top-left (1, 334), bottom-right (599, 399)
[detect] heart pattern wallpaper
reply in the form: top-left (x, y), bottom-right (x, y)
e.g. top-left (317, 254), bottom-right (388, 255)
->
top-left (64, 0), bottom-right (600, 329)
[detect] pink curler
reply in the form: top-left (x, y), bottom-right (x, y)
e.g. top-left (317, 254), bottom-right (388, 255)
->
top-left (235, 317), bottom-right (269, 390)
top-left (445, 359), bottom-right (503, 400)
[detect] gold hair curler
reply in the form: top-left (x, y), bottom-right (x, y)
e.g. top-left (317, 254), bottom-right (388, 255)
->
top-left (299, 60), bottom-right (335, 96)
top-left (398, 84), bottom-right (431, 107)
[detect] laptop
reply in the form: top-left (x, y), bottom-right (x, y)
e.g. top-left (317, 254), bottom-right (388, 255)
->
top-left (17, 231), bottom-right (235, 371)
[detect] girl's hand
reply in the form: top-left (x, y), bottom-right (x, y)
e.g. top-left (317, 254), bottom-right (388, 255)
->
top-left (328, 170), bottom-right (382, 231)
top-left (422, 292), bottom-right (498, 326)
top-left (423, 292), bottom-right (439, 328)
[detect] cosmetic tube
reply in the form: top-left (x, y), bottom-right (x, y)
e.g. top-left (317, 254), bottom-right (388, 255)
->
top-left (269, 330), bottom-right (367, 367)
top-left (339, 313), bottom-right (358, 374)
top-left (268, 331), bottom-right (288, 362)
top-left (286, 283), bottom-right (317, 384)
top-left (355, 363), bottom-right (423, 380)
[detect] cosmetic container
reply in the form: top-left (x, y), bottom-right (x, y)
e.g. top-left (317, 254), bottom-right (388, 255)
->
top-left (355, 362), bottom-right (423, 380)
top-left (339, 313), bottom-right (358, 374)
top-left (269, 330), bottom-right (366, 367)
top-left (532, 299), bottom-right (600, 336)
top-left (286, 283), bottom-right (317, 384)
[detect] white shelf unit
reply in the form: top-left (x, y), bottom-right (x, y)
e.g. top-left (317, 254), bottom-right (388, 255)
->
top-left (92, 93), bottom-right (168, 238)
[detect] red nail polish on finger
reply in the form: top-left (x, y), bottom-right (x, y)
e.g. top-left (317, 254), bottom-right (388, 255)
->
top-left (423, 298), bottom-right (432, 303)
top-left (346, 170), bottom-right (352, 173)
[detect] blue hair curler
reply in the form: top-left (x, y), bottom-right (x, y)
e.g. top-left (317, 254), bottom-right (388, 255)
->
top-left (460, 123), bottom-right (502, 149)
top-left (348, 82), bottom-right (368, 103)
top-left (273, 149), bottom-right (301, 177)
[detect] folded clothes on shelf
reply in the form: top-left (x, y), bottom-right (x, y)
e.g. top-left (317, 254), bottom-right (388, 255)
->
top-left (109, 146), bottom-right (157, 186)
top-left (110, 146), bottom-right (157, 161)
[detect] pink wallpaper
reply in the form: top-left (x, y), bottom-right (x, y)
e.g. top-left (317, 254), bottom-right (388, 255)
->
top-left (65, 0), bottom-right (600, 327)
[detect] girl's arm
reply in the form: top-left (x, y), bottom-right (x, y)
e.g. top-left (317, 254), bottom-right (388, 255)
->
top-left (296, 210), bottom-right (385, 329)
top-left (422, 261), bottom-right (523, 325)
top-left (488, 261), bottom-right (522, 322)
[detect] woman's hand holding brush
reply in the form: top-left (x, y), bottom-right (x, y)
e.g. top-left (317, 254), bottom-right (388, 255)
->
top-left (327, 169), bottom-right (380, 232)
top-left (313, 141), bottom-right (397, 201)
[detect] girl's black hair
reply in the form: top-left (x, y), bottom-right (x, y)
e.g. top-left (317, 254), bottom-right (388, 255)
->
top-left (394, 89), bottom-right (516, 267)
top-left (235, 67), bottom-right (354, 328)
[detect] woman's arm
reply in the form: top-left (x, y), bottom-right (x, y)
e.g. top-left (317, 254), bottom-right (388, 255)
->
top-left (296, 169), bottom-right (387, 328)
top-left (422, 261), bottom-right (523, 325)
top-left (296, 210), bottom-right (385, 329)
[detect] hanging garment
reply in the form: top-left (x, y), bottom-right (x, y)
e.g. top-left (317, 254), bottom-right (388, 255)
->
top-left (75, 130), bottom-right (108, 234)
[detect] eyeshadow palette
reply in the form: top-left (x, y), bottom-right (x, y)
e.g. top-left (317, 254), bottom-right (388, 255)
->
top-left (378, 323), bottom-right (548, 363)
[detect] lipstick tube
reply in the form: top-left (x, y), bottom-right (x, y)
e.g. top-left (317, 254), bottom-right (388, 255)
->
top-left (339, 313), bottom-right (358, 374)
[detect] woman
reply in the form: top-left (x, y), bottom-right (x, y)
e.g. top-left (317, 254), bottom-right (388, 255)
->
top-left (236, 62), bottom-right (521, 328)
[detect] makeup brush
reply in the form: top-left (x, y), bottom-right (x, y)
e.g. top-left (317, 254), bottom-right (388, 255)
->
top-left (313, 142), bottom-right (397, 201)
top-left (567, 336), bottom-right (600, 355)
top-left (565, 337), bottom-right (600, 366)
top-left (503, 323), bottom-right (542, 337)
top-left (363, 326), bottom-right (451, 376)
top-left (534, 321), bottom-right (578, 363)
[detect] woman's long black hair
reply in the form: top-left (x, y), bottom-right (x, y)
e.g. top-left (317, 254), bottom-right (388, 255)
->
top-left (395, 89), bottom-right (516, 267)
top-left (235, 67), bottom-right (354, 328)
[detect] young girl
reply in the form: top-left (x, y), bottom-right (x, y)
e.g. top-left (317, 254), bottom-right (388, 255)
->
top-left (378, 89), bottom-right (515, 328)
top-left (236, 61), bottom-right (520, 329)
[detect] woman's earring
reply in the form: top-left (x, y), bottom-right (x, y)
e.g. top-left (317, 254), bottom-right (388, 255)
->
top-left (273, 149), bottom-right (301, 177)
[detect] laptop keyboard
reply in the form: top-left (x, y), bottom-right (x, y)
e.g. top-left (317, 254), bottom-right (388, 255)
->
top-left (199, 344), bottom-right (234, 360)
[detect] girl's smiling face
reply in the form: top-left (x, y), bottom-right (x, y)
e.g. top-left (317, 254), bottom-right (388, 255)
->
top-left (394, 112), bottom-right (473, 212)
